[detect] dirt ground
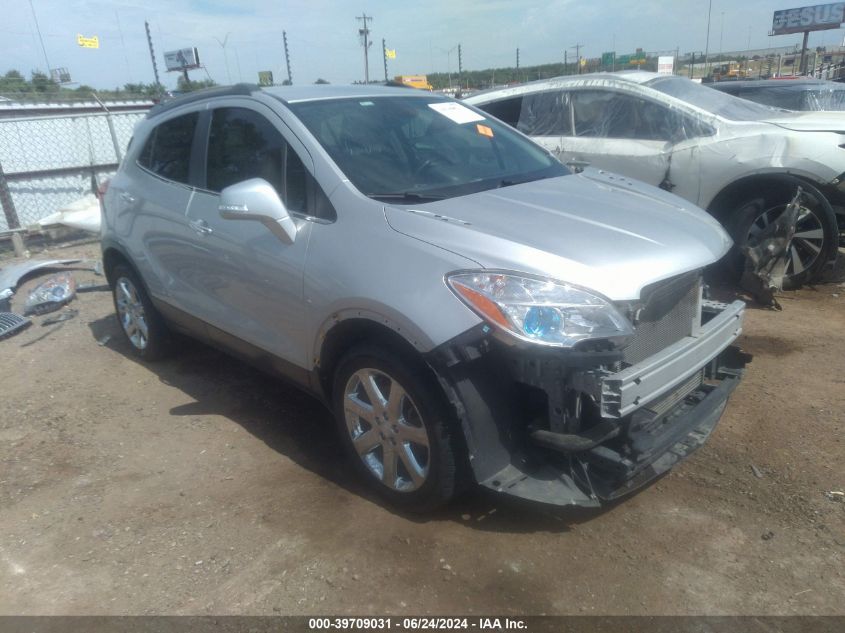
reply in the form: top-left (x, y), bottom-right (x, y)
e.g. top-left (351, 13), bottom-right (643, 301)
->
top-left (0, 237), bottom-right (843, 616)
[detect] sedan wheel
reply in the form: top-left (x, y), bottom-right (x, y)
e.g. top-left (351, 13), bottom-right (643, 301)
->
top-left (746, 203), bottom-right (825, 280)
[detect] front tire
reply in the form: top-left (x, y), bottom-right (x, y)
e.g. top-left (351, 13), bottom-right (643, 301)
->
top-left (332, 344), bottom-right (461, 512)
top-left (726, 178), bottom-right (838, 290)
top-left (110, 264), bottom-right (172, 360)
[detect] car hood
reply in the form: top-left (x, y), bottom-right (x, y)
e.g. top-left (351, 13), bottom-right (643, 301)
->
top-left (384, 170), bottom-right (732, 301)
top-left (763, 111), bottom-right (845, 132)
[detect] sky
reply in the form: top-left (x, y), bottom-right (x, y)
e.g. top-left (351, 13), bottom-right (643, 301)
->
top-left (3, 0), bottom-right (845, 90)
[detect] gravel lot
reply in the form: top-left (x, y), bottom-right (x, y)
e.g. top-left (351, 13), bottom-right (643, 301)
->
top-left (1, 238), bottom-right (843, 616)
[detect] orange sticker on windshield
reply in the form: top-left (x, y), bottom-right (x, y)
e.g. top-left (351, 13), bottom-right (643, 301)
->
top-left (476, 124), bottom-right (494, 138)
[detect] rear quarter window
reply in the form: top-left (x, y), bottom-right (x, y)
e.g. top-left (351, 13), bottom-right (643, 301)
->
top-left (137, 112), bottom-right (199, 184)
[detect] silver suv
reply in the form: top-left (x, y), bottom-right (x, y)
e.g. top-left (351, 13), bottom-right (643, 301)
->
top-left (102, 84), bottom-right (749, 511)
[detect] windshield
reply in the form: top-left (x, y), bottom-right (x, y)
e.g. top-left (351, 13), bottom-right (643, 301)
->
top-left (646, 75), bottom-right (788, 121)
top-left (288, 96), bottom-right (567, 202)
top-left (742, 84), bottom-right (845, 111)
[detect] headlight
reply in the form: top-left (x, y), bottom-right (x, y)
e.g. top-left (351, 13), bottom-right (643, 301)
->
top-left (446, 271), bottom-right (633, 348)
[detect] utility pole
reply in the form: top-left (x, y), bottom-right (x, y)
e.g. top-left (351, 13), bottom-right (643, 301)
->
top-left (458, 44), bottom-right (462, 88)
top-left (283, 30), bottom-right (292, 84)
top-left (564, 50), bottom-right (568, 74)
top-left (571, 43), bottom-right (583, 74)
top-left (356, 13), bottom-right (373, 84)
top-left (704, 0), bottom-right (712, 76)
top-left (382, 39), bottom-right (388, 82)
top-left (144, 20), bottom-right (162, 92)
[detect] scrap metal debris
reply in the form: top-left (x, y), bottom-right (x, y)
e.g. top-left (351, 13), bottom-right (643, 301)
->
top-left (23, 272), bottom-right (77, 316)
top-left (0, 312), bottom-right (32, 340)
top-left (0, 259), bottom-right (82, 296)
top-left (41, 308), bottom-right (79, 326)
top-left (740, 188), bottom-right (803, 309)
top-left (0, 288), bottom-right (12, 312)
top-left (77, 282), bottom-right (110, 293)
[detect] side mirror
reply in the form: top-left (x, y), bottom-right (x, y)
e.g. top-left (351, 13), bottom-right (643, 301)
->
top-left (218, 178), bottom-right (297, 244)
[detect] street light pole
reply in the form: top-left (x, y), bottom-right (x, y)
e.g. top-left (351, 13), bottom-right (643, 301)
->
top-left (704, 0), bottom-right (712, 76)
top-left (214, 33), bottom-right (232, 85)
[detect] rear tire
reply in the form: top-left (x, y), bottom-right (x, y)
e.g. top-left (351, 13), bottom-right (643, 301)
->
top-left (725, 178), bottom-right (838, 290)
top-left (332, 343), bottom-right (461, 512)
top-left (110, 264), bottom-right (172, 360)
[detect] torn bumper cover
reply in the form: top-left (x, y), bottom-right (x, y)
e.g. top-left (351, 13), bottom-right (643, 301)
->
top-left (427, 299), bottom-right (749, 508)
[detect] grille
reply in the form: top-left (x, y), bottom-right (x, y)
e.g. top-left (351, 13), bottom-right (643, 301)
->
top-left (620, 272), bottom-right (701, 366)
top-left (0, 312), bottom-right (31, 339)
top-left (642, 369), bottom-right (704, 417)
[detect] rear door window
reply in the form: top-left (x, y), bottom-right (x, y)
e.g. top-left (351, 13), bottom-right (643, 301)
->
top-left (478, 96), bottom-right (523, 127)
top-left (517, 90), bottom-right (572, 136)
top-left (138, 112), bottom-right (198, 184)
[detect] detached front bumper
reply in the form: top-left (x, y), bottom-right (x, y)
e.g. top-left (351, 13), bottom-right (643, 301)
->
top-left (426, 300), bottom-right (750, 508)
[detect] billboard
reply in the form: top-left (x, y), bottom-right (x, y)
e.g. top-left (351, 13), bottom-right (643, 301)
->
top-left (164, 48), bottom-right (200, 71)
top-left (657, 56), bottom-right (674, 75)
top-left (258, 71), bottom-right (274, 86)
top-left (77, 34), bottom-right (99, 49)
top-left (771, 3), bottom-right (845, 35)
top-left (50, 68), bottom-right (71, 83)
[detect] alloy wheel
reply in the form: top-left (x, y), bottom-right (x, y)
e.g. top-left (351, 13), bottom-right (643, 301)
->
top-left (342, 368), bottom-right (431, 492)
top-left (747, 203), bottom-right (825, 277)
top-left (115, 276), bottom-right (149, 350)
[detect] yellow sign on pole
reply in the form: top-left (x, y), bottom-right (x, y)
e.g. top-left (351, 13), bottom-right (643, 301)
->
top-left (386, 48), bottom-right (396, 59)
top-left (77, 34), bottom-right (99, 49)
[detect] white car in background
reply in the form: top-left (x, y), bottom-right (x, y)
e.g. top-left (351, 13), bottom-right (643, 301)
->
top-left (466, 72), bottom-right (843, 288)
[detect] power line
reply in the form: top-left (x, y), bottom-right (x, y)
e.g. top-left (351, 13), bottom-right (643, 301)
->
top-left (27, 0), bottom-right (51, 73)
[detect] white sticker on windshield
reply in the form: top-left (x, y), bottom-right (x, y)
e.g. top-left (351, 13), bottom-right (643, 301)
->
top-left (428, 102), bottom-right (485, 124)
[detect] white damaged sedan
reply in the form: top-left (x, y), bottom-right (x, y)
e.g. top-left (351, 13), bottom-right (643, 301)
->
top-left (467, 71), bottom-right (843, 288)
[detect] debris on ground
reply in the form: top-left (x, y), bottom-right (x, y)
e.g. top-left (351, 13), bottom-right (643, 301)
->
top-left (761, 530), bottom-right (775, 540)
top-left (750, 463), bottom-right (765, 479)
top-left (37, 193), bottom-right (101, 233)
top-left (0, 312), bottom-right (32, 340)
top-left (77, 282), bottom-right (110, 293)
top-left (23, 272), bottom-right (77, 316)
top-left (825, 491), bottom-right (844, 502)
top-left (97, 334), bottom-right (111, 346)
top-left (0, 259), bottom-right (82, 296)
top-left (41, 308), bottom-right (79, 326)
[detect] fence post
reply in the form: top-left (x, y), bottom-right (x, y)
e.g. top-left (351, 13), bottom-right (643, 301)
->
top-left (92, 93), bottom-right (122, 162)
top-left (0, 160), bottom-right (20, 230)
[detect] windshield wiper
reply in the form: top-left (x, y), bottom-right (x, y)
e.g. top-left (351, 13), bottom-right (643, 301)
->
top-left (367, 191), bottom-right (445, 203)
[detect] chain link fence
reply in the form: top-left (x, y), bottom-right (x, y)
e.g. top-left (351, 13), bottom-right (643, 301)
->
top-left (0, 105), bottom-right (151, 232)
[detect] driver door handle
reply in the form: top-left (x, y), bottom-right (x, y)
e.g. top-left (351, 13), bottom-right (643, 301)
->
top-left (189, 219), bottom-right (213, 235)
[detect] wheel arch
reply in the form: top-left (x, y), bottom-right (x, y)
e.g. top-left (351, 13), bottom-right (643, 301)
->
top-left (315, 314), bottom-right (436, 402)
top-left (102, 242), bottom-right (141, 287)
top-left (705, 172), bottom-right (828, 224)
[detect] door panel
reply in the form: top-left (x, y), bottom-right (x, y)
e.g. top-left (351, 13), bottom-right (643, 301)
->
top-left (114, 112), bottom-right (201, 303)
top-left (179, 102), bottom-right (316, 368)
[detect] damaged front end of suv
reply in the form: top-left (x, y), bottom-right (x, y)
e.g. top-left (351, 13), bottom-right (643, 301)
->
top-left (426, 268), bottom-right (749, 507)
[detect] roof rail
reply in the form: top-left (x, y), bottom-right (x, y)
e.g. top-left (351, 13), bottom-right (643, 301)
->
top-left (146, 83), bottom-right (259, 119)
